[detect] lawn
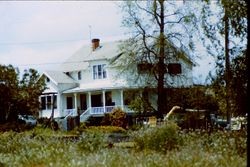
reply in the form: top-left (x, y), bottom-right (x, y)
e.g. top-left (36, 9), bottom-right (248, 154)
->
top-left (0, 124), bottom-right (247, 167)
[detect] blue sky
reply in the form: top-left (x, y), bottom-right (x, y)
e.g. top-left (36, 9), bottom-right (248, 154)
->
top-left (0, 1), bottom-right (213, 84)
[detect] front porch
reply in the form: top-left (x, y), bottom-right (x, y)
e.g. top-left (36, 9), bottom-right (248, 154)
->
top-left (62, 89), bottom-right (134, 122)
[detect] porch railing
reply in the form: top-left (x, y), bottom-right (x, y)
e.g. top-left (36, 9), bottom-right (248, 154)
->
top-left (78, 105), bottom-right (134, 122)
top-left (63, 109), bottom-right (77, 119)
top-left (90, 106), bottom-right (116, 115)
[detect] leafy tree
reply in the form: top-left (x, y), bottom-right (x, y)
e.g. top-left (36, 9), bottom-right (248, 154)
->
top-left (126, 87), bottom-right (156, 115)
top-left (17, 69), bottom-right (46, 116)
top-left (119, 0), bottom-right (198, 118)
top-left (211, 51), bottom-right (247, 116)
top-left (201, 0), bottom-right (247, 121)
top-left (168, 87), bottom-right (218, 111)
top-left (0, 64), bottom-right (46, 123)
top-left (0, 65), bottom-right (19, 123)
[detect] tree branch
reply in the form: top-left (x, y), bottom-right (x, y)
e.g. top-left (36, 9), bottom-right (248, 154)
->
top-left (164, 16), bottom-right (186, 24)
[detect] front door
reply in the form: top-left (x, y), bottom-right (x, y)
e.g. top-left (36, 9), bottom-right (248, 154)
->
top-left (91, 94), bottom-right (102, 107)
top-left (80, 94), bottom-right (87, 110)
top-left (66, 97), bottom-right (73, 109)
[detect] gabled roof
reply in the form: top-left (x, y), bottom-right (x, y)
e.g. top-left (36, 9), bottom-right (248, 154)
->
top-left (117, 38), bottom-right (194, 66)
top-left (60, 40), bottom-right (122, 72)
top-left (43, 71), bottom-right (76, 85)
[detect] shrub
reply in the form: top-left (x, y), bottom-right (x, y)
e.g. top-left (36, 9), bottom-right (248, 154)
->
top-left (110, 109), bottom-right (127, 128)
top-left (132, 122), bottom-right (183, 152)
top-left (77, 132), bottom-right (108, 153)
top-left (101, 113), bottom-right (112, 126)
top-left (101, 107), bottom-right (127, 128)
top-left (37, 117), bottom-right (49, 124)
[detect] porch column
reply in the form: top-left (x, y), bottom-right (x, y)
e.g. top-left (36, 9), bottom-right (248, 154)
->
top-left (102, 90), bottom-right (106, 113)
top-left (120, 90), bottom-right (124, 110)
top-left (57, 93), bottom-right (62, 117)
top-left (74, 93), bottom-right (77, 116)
top-left (88, 92), bottom-right (92, 110)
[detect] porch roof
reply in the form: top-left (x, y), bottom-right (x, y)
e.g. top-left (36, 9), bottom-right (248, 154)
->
top-left (43, 71), bottom-right (76, 84)
top-left (62, 79), bottom-right (130, 93)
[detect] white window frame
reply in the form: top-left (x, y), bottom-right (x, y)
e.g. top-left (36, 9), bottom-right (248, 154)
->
top-left (40, 95), bottom-right (57, 110)
top-left (93, 64), bottom-right (107, 79)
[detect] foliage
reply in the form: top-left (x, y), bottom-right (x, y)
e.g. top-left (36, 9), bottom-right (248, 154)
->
top-left (101, 108), bottom-right (127, 128)
top-left (0, 65), bottom-right (46, 123)
top-left (132, 122), bottom-right (183, 152)
top-left (201, 0), bottom-right (247, 119)
top-left (84, 126), bottom-right (126, 134)
top-left (17, 69), bottom-right (46, 116)
top-left (128, 96), bottom-right (155, 114)
top-left (0, 127), bottom-right (247, 167)
top-left (201, 0), bottom-right (247, 59)
top-left (230, 52), bottom-right (247, 115)
top-left (0, 65), bottom-right (19, 122)
top-left (210, 52), bottom-right (247, 116)
top-left (167, 87), bottom-right (219, 112)
top-left (181, 130), bottom-right (247, 157)
top-left (77, 132), bottom-right (108, 153)
top-left (124, 89), bottom-right (155, 114)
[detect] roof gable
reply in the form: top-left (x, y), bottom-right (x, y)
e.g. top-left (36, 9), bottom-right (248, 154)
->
top-left (60, 41), bottom-right (122, 72)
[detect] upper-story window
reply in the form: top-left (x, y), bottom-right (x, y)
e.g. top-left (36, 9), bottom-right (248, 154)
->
top-left (78, 71), bottom-right (81, 80)
top-left (137, 63), bottom-right (153, 74)
top-left (93, 64), bottom-right (107, 79)
top-left (168, 63), bottom-right (182, 75)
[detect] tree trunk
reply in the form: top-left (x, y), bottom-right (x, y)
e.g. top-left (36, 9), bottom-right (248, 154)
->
top-left (224, 8), bottom-right (231, 125)
top-left (157, 0), bottom-right (165, 119)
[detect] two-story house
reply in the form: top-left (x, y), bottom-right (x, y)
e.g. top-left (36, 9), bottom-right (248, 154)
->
top-left (39, 38), bottom-right (193, 122)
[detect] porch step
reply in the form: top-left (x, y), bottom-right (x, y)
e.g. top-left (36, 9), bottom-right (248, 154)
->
top-left (80, 108), bottom-right (91, 122)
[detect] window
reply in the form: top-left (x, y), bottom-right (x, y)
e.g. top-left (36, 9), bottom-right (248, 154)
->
top-left (65, 72), bottom-right (70, 76)
top-left (41, 95), bottom-right (57, 110)
top-left (53, 96), bottom-right (57, 109)
top-left (78, 71), bottom-right (81, 80)
top-left (47, 96), bottom-right (51, 110)
top-left (41, 96), bottom-right (46, 110)
top-left (93, 64), bottom-right (107, 79)
top-left (168, 63), bottom-right (182, 75)
top-left (137, 63), bottom-right (153, 74)
top-left (46, 77), bottom-right (50, 83)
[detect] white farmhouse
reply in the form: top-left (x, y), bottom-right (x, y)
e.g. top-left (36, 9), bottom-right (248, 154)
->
top-left (39, 38), bottom-right (193, 122)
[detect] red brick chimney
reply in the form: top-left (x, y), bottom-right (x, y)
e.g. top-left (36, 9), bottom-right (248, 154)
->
top-left (92, 38), bottom-right (100, 51)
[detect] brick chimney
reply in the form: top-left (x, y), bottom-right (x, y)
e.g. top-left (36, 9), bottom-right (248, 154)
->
top-left (92, 38), bottom-right (100, 51)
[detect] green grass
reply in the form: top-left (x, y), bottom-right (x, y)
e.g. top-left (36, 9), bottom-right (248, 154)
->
top-left (0, 125), bottom-right (246, 167)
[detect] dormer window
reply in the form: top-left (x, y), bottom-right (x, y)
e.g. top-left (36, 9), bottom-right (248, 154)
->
top-left (93, 64), bottom-right (107, 79)
top-left (46, 77), bottom-right (50, 83)
top-left (78, 71), bottom-right (82, 80)
top-left (65, 72), bottom-right (70, 76)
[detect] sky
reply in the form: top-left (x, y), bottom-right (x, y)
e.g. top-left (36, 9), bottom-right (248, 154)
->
top-left (0, 1), bottom-right (213, 84)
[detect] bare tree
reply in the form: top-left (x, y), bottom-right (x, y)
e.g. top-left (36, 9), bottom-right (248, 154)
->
top-left (118, 0), bottom-right (198, 118)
